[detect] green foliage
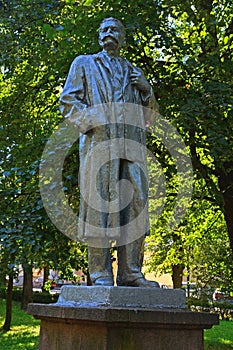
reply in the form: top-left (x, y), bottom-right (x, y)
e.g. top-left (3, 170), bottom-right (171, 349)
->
top-left (0, 288), bottom-right (6, 299)
top-left (144, 0), bottom-right (233, 286)
top-left (146, 195), bottom-right (233, 290)
top-left (0, 1), bottom-right (91, 287)
top-left (187, 297), bottom-right (233, 321)
top-left (0, 287), bottom-right (58, 303)
top-left (42, 280), bottom-right (53, 292)
top-left (32, 291), bottom-right (58, 304)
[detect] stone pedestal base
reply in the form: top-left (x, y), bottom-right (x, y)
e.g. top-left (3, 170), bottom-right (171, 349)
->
top-left (28, 287), bottom-right (218, 350)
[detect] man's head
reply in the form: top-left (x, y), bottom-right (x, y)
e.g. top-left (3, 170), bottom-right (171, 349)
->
top-left (98, 17), bottom-right (126, 53)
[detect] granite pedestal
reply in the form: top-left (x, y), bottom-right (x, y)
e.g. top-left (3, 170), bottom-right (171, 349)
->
top-left (28, 286), bottom-right (219, 350)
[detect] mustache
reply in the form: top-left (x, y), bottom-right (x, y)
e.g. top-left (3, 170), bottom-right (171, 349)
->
top-left (102, 34), bottom-right (118, 44)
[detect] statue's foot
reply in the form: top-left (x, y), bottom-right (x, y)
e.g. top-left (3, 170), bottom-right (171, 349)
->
top-left (118, 277), bottom-right (160, 288)
top-left (94, 277), bottom-right (114, 286)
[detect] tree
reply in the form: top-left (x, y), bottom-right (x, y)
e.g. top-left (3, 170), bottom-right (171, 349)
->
top-left (0, 0), bottom-right (232, 297)
top-left (0, 0), bottom-right (89, 326)
top-left (146, 190), bottom-right (233, 291)
top-left (155, 0), bottom-right (233, 253)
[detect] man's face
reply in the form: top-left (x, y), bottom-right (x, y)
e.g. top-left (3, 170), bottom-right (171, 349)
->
top-left (99, 20), bottom-right (125, 51)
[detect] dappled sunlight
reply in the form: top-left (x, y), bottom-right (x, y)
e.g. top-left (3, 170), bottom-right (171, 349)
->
top-left (219, 339), bottom-right (233, 346)
top-left (205, 321), bottom-right (233, 349)
top-left (0, 300), bottom-right (39, 350)
top-left (0, 326), bottom-right (39, 350)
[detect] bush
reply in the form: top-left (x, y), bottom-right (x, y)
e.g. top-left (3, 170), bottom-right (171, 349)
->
top-left (0, 287), bottom-right (23, 301)
top-left (187, 297), bottom-right (233, 320)
top-left (13, 288), bottom-right (24, 302)
top-left (0, 287), bottom-right (6, 299)
top-left (33, 291), bottom-right (59, 304)
top-left (0, 287), bottom-right (59, 304)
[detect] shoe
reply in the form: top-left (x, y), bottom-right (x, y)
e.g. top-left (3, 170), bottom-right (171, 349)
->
top-left (118, 277), bottom-right (160, 288)
top-left (94, 277), bottom-right (114, 286)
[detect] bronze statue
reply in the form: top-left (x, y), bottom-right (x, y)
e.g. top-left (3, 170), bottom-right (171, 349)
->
top-left (59, 17), bottom-right (159, 287)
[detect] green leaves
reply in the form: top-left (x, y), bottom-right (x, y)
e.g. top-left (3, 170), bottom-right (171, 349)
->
top-left (42, 23), bottom-right (57, 39)
top-left (0, 0), bottom-right (232, 289)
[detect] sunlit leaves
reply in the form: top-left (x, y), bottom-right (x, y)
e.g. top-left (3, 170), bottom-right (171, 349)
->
top-left (0, 0), bottom-right (232, 290)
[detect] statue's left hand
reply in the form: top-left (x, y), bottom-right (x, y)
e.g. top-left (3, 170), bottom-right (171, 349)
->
top-left (130, 68), bottom-right (151, 93)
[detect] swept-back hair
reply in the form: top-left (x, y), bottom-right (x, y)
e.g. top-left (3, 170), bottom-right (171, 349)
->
top-left (99, 17), bottom-right (126, 36)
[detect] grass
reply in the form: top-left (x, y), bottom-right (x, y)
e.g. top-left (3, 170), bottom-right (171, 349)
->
top-left (0, 299), bottom-right (39, 350)
top-left (205, 320), bottom-right (233, 349)
top-left (0, 299), bottom-right (232, 349)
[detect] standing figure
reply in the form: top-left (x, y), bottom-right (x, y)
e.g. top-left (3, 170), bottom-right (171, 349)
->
top-left (59, 17), bottom-right (159, 287)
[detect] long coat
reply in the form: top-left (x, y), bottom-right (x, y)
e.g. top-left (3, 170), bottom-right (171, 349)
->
top-left (59, 51), bottom-right (158, 243)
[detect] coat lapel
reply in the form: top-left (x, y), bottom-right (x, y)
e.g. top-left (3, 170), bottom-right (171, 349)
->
top-left (94, 51), bottom-right (112, 75)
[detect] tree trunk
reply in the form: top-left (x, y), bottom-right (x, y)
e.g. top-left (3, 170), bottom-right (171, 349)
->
top-left (2, 274), bottom-right (13, 331)
top-left (21, 264), bottom-right (33, 310)
top-left (42, 265), bottom-right (49, 291)
top-left (217, 164), bottom-right (233, 255)
top-left (86, 270), bottom-right (93, 286)
top-left (172, 264), bottom-right (184, 289)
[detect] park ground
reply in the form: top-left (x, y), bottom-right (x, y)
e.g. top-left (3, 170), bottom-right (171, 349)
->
top-left (0, 299), bottom-right (233, 349)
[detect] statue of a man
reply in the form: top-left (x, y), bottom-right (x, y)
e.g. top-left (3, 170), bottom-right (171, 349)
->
top-left (59, 17), bottom-right (159, 287)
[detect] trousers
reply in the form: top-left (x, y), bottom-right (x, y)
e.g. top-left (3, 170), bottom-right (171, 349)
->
top-left (88, 235), bottom-right (146, 284)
